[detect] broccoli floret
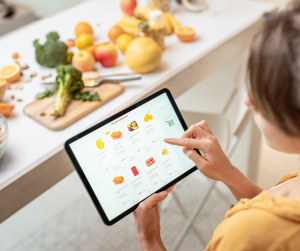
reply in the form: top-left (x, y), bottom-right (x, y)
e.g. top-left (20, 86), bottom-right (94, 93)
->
top-left (51, 65), bottom-right (84, 116)
top-left (33, 32), bottom-right (73, 68)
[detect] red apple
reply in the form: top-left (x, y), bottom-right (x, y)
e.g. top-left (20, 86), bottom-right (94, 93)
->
top-left (72, 50), bottom-right (95, 72)
top-left (95, 43), bottom-right (118, 67)
top-left (120, 0), bottom-right (137, 16)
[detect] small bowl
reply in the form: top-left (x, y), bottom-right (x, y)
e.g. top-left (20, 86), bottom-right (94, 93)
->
top-left (175, 26), bottom-right (195, 42)
top-left (0, 114), bottom-right (8, 159)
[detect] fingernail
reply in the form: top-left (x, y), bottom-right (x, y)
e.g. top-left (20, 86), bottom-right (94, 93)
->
top-left (161, 191), bottom-right (167, 196)
top-left (183, 148), bottom-right (188, 155)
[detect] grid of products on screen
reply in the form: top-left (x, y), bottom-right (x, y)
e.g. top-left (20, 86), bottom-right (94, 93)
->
top-left (70, 93), bottom-right (195, 220)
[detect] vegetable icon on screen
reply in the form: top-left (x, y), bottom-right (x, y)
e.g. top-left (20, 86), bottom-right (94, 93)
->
top-left (113, 176), bottom-right (124, 185)
top-left (111, 131), bottom-right (122, 139)
top-left (145, 157), bottom-right (155, 166)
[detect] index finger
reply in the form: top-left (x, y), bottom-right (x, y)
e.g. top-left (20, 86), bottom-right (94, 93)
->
top-left (164, 137), bottom-right (206, 151)
top-left (181, 124), bottom-right (209, 140)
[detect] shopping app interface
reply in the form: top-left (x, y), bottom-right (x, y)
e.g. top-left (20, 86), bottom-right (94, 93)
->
top-left (70, 93), bottom-right (195, 220)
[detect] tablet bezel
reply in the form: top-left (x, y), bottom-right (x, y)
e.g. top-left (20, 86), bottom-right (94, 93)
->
top-left (64, 88), bottom-right (199, 226)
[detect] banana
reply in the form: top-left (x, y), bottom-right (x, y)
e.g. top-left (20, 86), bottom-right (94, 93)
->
top-left (161, 11), bottom-right (173, 35)
top-left (121, 15), bottom-right (143, 27)
top-left (134, 6), bottom-right (154, 20)
top-left (165, 12), bottom-right (180, 29)
top-left (117, 21), bottom-right (139, 36)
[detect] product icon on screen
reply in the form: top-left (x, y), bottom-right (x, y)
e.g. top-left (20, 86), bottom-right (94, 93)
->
top-left (127, 121), bottom-right (139, 132)
top-left (162, 149), bottom-right (169, 155)
top-left (146, 157), bottom-right (155, 166)
top-left (113, 176), bottom-right (124, 185)
top-left (96, 139), bottom-right (104, 149)
top-left (111, 131), bottom-right (122, 139)
top-left (144, 114), bottom-right (153, 122)
top-left (131, 166), bottom-right (139, 176)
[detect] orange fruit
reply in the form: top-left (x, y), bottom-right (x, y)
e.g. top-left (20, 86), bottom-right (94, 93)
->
top-left (75, 33), bottom-right (94, 49)
top-left (108, 25), bottom-right (124, 43)
top-left (175, 26), bottom-right (195, 42)
top-left (75, 22), bottom-right (94, 37)
top-left (0, 63), bottom-right (21, 83)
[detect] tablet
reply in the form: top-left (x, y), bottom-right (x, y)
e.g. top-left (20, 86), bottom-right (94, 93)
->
top-left (65, 88), bottom-right (200, 225)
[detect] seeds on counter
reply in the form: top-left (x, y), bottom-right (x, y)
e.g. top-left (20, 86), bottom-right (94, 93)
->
top-left (21, 64), bottom-right (29, 70)
top-left (23, 78), bottom-right (31, 83)
top-left (17, 99), bottom-right (23, 102)
top-left (11, 95), bottom-right (14, 99)
top-left (30, 72), bottom-right (37, 78)
top-left (41, 74), bottom-right (51, 80)
top-left (12, 52), bottom-right (19, 59)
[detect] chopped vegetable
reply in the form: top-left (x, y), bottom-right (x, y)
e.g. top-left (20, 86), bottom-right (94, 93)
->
top-left (33, 32), bottom-right (73, 68)
top-left (35, 65), bottom-right (100, 117)
top-left (35, 87), bottom-right (56, 99)
top-left (73, 91), bottom-right (100, 101)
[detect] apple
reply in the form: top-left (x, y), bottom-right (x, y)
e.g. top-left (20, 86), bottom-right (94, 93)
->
top-left (72, 50), bottom-right (95, 72)
top-left (95, 43), bottom-right (118, 67)
top-left (120, 0), bottom-right (137, 16)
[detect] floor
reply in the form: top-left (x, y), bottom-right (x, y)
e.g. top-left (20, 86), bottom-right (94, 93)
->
top-left (2, 172), bottom-right (235, 251)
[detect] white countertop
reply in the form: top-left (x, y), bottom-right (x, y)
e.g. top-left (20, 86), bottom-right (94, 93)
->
top-left (0, 0), bottom-right (274, 190)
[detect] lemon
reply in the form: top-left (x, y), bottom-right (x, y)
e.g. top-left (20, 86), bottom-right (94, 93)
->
top-left (75, 22), bottom-right (93, 37)
top-left (125, 37), bottom-right (162, 73)
top-left (75, 33), bottom-right (94, 50)
top-left (116, 34), bottom-right (134, 54)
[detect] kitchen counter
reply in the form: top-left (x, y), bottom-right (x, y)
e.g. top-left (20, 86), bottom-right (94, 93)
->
top-left (0, 0), bottom-right (275, 222)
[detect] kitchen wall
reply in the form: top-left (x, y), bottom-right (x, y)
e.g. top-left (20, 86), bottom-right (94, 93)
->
top-left (6, 0), bottom-right (86, 18)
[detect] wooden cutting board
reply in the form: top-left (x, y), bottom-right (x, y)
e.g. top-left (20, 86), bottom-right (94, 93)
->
top-left (23, 83), bottom-right (124, 131)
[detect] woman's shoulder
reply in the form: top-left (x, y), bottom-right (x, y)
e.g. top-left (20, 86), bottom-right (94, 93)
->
top-left (206, 192), bottom-right (300, 251)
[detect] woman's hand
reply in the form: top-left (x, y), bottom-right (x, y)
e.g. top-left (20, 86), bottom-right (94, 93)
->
top-left (134, 185), bottom-right (175, 251)
top-left (165, 121), bottom-right (234, 183)
top-left (165, 121), bottom-right (263, 200)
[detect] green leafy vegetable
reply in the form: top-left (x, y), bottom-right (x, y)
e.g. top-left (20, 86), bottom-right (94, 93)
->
top-left (35, 65), bottom-right (100, 117)
top-left (73, 91), bottom-right (100, 101)
top-left (33, 32), bottom-right (73, 68)
top-left (35, 87), bottom-right (56, 99)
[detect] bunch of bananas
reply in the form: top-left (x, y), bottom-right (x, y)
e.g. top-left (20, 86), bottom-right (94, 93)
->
top-left (117, 6), bottom-right (180, 36)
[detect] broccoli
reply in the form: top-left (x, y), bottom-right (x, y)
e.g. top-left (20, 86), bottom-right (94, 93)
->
top-left (33, 32), bottom-right (73, 68)
top-left (50, 65), bottom-right (84, 116)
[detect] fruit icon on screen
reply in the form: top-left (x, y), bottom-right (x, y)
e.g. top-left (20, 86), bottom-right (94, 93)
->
top-left (131, 166), bottom-right (139, 176)
top-left (96, 139), bottom-right (104, 149)
top-left (127, 121), bottom-right (138, 131)
top-left (162, 149), bottom-right (169, 155)
top-left (113, 176), bottom-right (124, 185)
top-left (146, 157), bottom-right (155, 166)
top-left (111, 131), bottom-right (122, 139)
top-left (144, 114), bottom-right (153, 122)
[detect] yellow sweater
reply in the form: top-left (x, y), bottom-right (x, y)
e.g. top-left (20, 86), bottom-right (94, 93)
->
top-left (205, 172), bottom-right (300, 251)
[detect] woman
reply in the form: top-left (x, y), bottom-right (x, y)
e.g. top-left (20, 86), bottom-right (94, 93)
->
top-left (133, 3), bottom-right (300, 251)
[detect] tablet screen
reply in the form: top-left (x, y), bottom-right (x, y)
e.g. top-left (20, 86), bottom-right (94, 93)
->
top-left (69, 92), bottom-right (195, 221)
